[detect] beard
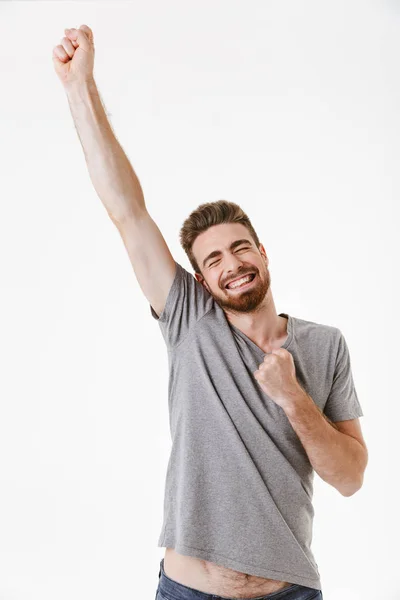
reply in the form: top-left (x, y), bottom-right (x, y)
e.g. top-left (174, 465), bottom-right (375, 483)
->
top-left (211, 267), bottom-right (271, 314)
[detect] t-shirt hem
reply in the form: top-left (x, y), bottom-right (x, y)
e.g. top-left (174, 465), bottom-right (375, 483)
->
top-left (326, 407), bottom-right (364, 422)
top-left (158, 537), bottom-right (322, 591)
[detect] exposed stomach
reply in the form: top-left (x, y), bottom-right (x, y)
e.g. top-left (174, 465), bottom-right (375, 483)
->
top-left (163, 548), bottom-right (293, 599)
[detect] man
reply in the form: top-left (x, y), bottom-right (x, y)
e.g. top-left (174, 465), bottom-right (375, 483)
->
top-left (53, 25), bottom-right (368, 600)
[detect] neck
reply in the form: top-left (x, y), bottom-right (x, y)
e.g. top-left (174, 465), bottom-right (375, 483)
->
top-left (225, 295), bottom-right (288, 353)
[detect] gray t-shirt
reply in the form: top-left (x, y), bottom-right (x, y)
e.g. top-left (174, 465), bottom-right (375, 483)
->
top-left (150, 260), bottom-right (364, 591)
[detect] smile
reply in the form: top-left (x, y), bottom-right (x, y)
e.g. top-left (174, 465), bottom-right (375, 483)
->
top-left (226, 273), bottom-right (256, 291)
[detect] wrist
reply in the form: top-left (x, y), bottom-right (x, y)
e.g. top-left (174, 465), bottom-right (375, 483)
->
top-left (64, 77), bottom-right (97, 97)
top-left (281, 384), bottom-right (309, 414)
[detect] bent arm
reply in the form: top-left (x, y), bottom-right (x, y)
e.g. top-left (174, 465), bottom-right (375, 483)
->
top-left (284, 389), bottom-right (368, 496)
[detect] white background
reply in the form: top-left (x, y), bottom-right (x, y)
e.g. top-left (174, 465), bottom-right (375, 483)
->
top-left (0, 1), bottom-right (398, 599)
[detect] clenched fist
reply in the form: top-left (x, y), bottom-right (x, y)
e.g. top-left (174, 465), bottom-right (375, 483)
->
top-left (52, 24), bottom-right (95, 88)
top-left (253, 347), bottom-right (302, 409)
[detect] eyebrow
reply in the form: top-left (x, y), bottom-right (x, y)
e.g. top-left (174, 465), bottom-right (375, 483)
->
top-left (202, 239), bottom-right (253, 269)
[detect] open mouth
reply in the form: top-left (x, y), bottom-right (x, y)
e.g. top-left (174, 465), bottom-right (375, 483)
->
top-left (225, 273), bottom-right (256, 291)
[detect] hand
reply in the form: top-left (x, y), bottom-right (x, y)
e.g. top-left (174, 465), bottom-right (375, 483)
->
top-left (52, 24), bottom-right (95, 88)
top-left (253, 348), bottom-right (301, 409)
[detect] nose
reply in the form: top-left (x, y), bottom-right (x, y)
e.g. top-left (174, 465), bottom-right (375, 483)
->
top-left (224, 257), bottom-right (249, 283)
top-left (226, 255), bottom-right (246, 272)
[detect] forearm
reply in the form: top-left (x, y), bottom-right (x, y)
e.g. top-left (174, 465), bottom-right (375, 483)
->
top-left (284, 389), bottom-right (366, 496)
top-left (65, 78), bottom-right (146, 225)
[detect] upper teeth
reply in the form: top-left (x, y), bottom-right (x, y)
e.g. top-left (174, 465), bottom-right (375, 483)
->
top-left (227, 274), bottom-right (253, 289)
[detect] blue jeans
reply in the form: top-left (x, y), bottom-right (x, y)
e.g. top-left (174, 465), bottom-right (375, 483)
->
top-left (156, 558), bottom-right (323, 600)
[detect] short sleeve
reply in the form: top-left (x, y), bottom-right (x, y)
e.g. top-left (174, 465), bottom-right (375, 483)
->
top-left (323, 331), bottom-right (364, 422)
top-left (149, 260), bottom-right (214, 348)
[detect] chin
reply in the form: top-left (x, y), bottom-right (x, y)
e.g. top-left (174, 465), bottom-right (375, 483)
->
top-left (213, 274), bottom-right (270, 313)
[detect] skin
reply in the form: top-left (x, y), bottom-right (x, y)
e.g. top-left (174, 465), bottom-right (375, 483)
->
top-left (192, 221), bottom-right (290, 357)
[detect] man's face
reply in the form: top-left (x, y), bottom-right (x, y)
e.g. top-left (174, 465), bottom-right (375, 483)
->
top-left (192, 223), bottom-right (271, 314)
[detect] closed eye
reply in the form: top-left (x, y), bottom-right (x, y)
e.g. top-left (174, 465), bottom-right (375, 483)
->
top-left (209, 247), bottom-right (250, 267)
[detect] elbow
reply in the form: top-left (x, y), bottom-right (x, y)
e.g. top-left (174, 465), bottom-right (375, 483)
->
top-left (340, 449), bottom-right (368, 497)
top-left (339, 474), bottom-right (364, 497)
top-left (340, 486), bottom-right (359, 497)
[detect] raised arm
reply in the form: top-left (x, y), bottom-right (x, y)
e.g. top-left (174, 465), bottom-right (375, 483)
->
top-left (52, 24), bottom-right (176, 317)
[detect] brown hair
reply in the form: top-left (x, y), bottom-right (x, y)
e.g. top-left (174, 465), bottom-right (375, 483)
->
top-left (179, 199), bottom-right (261, 274)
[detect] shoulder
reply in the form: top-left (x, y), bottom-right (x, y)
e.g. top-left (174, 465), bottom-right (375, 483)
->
top-left (291, 314), bottom-right (340, 341)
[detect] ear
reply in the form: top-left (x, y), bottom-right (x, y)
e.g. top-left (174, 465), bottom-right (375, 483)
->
top-left (259, 244), bottom-right (269, 266)
top-left (195, 272), bottom-right (210, 292)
